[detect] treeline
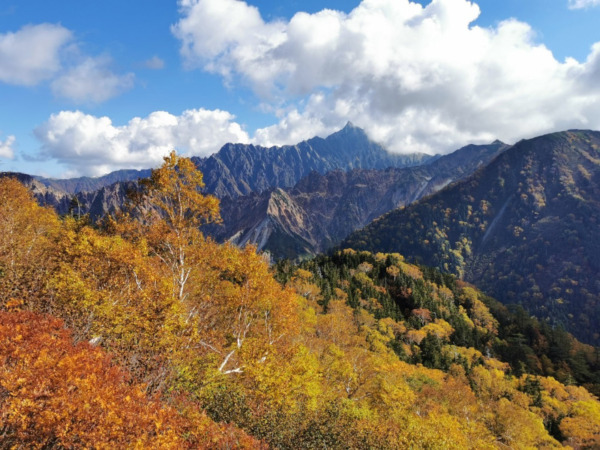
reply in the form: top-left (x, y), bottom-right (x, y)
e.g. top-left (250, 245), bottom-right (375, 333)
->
top-left (1, 154), bottom-right (599, 448)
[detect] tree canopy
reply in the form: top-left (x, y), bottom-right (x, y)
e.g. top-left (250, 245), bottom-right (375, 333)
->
top-left (1, 155), bottom-right (599, 449)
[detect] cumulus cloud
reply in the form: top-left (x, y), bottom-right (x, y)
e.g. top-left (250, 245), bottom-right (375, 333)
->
top-left (173, 0), bottom-right (600, 154)
top-left (0, 23), bottom-right (134, 103)
top-left (569, 0), bottom-right (600, 9)
top-left (34, 109), bottom-right (250, 176)
top-left (0, 135), bottom-right (15, 159)
top-left (0, 24), bottom-right (72, 85)
top-left (51, 55), bottom-right (135, 104)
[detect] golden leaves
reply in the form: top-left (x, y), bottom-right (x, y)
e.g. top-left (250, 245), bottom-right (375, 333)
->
top-left (2, 172), bottom-right (600, 449)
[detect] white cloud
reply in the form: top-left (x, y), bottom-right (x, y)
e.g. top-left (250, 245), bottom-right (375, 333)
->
top-left (34, 109), bottom-right (250, 176)
top-left (0, 23), bottom-right (134, 103)
top-left (0, 135), bottom-right (15, 159)
top-left (0, 24), bottom-right (72, 85)
top-left (143, 56), bottom-right (165, 69)
top-left (51, 55), bottom-right (135, 104)
top-left (174, 0), bottom-right (600, 154)
top-left (569, 0), bottom-right (600, 9)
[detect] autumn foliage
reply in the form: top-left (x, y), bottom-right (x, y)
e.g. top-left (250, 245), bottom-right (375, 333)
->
top-left (0, 310), bottom-right (260, 448)
top-left (1, 155), bottom-right (599, 448)
top-left (0, 177), bottom-right (59, 304)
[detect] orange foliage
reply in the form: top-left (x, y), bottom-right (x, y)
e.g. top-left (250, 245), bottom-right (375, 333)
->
top-left (0, 310), bottom-right (261, 449)
top-left (412, 308), bottom-right (432, 324)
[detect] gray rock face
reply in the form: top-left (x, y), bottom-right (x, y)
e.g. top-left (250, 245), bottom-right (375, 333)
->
top-left (193, 122), bottom-right (435, 199)
top-left (0, 172), bottom-right (72, 213)
top-left (209, 140), bottom-right (507, 260)
top-left (5, 124), bottom-right (433, 220)
top-left (33, 169), bottom-right (151, 195)
top-left (0, 172), bottom-right (139, 219)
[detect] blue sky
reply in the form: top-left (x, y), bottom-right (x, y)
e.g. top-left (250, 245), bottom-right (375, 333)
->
top-left (0, 0), bottom-right (599, 177)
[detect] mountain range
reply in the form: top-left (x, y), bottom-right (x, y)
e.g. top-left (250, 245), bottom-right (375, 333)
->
top-left (2, 125), bottom-right (506, 261)
top-left (192, 122), bottom-right (436, 198)
top-left (1, 123), bottom-right (434, 217)
top-left (342, 130), bottom-right (600, 344)
top-left (210, 140), bottom-right (507, 259)
top-left (4, 126), bottom-right (600, 344)
top-left (33, 169), bottom-right (152, 195)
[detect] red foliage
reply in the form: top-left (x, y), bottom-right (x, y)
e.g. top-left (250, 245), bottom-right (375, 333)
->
top-left (0, 310), bottom-right (263, 449)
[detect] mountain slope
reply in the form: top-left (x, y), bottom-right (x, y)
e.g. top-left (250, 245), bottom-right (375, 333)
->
top-left (193, 122), bottom-right (435, 198)
top-left (342, 130), bottom-right (600, 344)
top-left (0, 172), bottom-right (72, 212)
top-left (277, 249), bottom-right (600, 396)
top-left (34, 169), bottom-right (151, 195)
top-left (5, 124), bottom-right (433, 219)
top-left (4, 172), bottom-right (600, 449)
top-left (210, 141), bottom-right (508, 259)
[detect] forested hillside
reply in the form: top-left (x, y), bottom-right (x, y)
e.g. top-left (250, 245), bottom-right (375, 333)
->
top-left (1, 156), bottom-right (599, 448)
top-left (277, 251), bottom-right (600, 397)
top-left (343, 130), bottom-right (600, 344)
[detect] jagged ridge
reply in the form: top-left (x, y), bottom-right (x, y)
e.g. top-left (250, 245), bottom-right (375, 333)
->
top-left (210, 140), bottom-right (508, 259)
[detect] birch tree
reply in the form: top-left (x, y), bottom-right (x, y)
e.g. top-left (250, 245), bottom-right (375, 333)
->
top-left (138, 151), bottom-right (220, 301)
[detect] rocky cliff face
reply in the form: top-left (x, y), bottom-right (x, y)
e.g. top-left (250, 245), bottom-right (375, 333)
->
top-left (0, 172), bottom-right (138, 220)
top-left (342, 130), bottom-right (600, 344)
top-left (209, 140), bottom-right (507, 260)
top-left (7, 124), bottom-right (435, 221)
top-left (33, 169), bottom-right (151, 195)
top-left (193, 122), bottom-right (435, 198)
top-left (0, 172), bottom-right (72, 214)
top-left (76, 182), bottom-right (137, 219)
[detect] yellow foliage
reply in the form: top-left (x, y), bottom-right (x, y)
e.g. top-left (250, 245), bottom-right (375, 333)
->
top-left (0, 178), bottom-right (60, 306)
top-left (406, 329), bottom-right (427, 345)
top-left (386, 264), bottom-right (400, 279)
top-left (561, 400), bottom-right (600, 448)
top-left (2, 174), bottom-right (599, 449)
top-left (398, 261), bottom-right (424, 280)
top-left (294, 268), bottom-right (313, 280)
top-left (490, 398), bottom-right (560, 449)
top-left (461, 287), bottom-right (498, 335)
top-left (421, 319), bottom-right (454, 341)
top-left (443, 345), bottom-right (484, 369)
